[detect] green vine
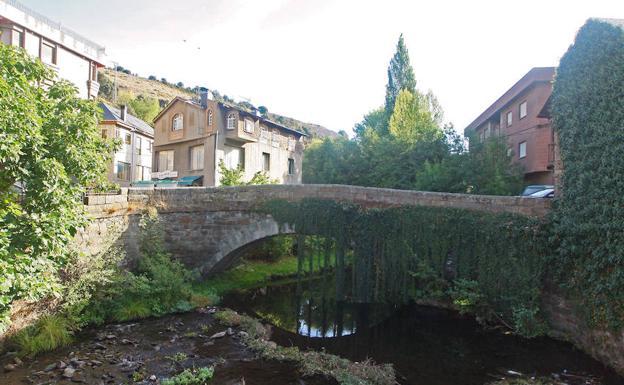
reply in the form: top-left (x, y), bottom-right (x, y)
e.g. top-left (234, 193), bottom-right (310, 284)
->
top-left (262, 199), bottom-right (549, 337)
top-left (550, 19), bottom-right (624, 330)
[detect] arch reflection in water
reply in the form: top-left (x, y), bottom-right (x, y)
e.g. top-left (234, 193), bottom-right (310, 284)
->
top-left (227, 275), bottom-right (397, 338)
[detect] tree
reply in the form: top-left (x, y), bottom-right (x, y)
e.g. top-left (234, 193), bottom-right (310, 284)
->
top-left (148, 75), bottom-right (157, 81)
top-left (128, 95), bottom-right (160, 124)
top-left (388, 89), bottom-right (441, 145)
top-left (0, 44), bottom-right (114, 331)
top-left (384, 34), bottom-right (417, 126)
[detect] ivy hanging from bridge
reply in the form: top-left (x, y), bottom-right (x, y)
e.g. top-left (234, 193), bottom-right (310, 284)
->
top-left (262, 198), bottom-right (549, 336)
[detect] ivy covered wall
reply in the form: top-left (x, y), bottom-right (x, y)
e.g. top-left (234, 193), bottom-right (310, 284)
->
top-left (551, 19), bottom-right (624, 329)
top-left (264, 199), bottom-right (549, 336)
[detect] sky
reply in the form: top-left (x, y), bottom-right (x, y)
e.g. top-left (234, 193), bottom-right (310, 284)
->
top-left (18, 0), bottom-right (624, 135)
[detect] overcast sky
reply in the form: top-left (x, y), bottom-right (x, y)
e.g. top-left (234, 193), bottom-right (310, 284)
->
top-left (19, 0), bottom-right (624, 134)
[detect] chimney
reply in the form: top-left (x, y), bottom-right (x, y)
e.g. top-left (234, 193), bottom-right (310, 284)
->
top-left (200, 90), bottom-right (209, 108)
top-left (120, 105), bottom-right (127, 122)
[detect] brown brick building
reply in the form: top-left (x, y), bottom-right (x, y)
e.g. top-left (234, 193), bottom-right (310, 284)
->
top-left (464, 67), bottom-right (556, 185)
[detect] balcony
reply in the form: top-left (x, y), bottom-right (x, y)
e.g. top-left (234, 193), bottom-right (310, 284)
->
top-left (88, 79), bottom-right (100, 99)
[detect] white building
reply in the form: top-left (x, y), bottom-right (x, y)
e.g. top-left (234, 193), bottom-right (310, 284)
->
top-left (99, 103), bottom-right (154, 187)
top-left (0, 0), bottom-right (105, 99)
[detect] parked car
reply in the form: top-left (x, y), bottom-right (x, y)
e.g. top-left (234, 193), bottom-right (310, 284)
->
top-left (521, 185), bottom-right (554, 196)
top-left (527, 188), bottom-right (554, 198)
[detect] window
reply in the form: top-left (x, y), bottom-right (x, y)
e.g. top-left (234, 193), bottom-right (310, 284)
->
top-left (262, 152), bottom-right (270, 172)
top-left (135, 136), bottom-right (142, 155)
top-left (227, 113), bottom-right (236, 130)
top-left (224, 146), bottom-right (243, 170)
top-left (115, 161), bottom-right (130, 181)
top-left (190, 145), bottom-right (204, 170)
top-left (288, 158), bottom-right (295, 175)
top-left (124, 133), bottom-right (131, 145)
top-left (101, 129), bottom-right (107, 139)
top-left (143, 167), bottom-right (151, 181)
top-left (519, 141), bottom-right (527, 158)
top-left (158, 150), bottom-right (175, 171)
top-left (244, 119), bottom-right (254, 134)
top-left (135, 165), bottom-right (143, 181)
top-left (208, 110), bottom-right (213, 126)
top-left (519, 101), bottom-right (527, 119)
top-left (507, 147), bottom-right (513, 157)
top-left (506, 111), bottom-right (513, 127)
top-left (41, 41), bottom-right (56, 65)
top-left (11, 28), bottom-right (24, 47)
top-left (172, 114), bottom-right (183, 131)
top-left (90, 62), bottom-right (97, 81)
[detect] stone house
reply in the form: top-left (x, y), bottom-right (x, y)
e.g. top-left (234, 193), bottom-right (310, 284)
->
top-left (464, 67), bottom-right (557, 185)
top-left (152, 92), bottom-right (306, 186)
top-left (0, 0), bottom-right (106, 99)
top-left (99, 103), bottom-right (154, 187)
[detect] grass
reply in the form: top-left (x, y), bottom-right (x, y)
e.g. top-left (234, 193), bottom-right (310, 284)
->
top-left (193, 254), bottom-right (336, 300)
top-left (14, 315), bottom-right (74, 357)
top-left (214, 309), bottom-right (395, 385)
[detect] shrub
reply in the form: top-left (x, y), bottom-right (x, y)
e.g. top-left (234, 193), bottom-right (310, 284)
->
top-left (162, 367), bottom-right (214, 385)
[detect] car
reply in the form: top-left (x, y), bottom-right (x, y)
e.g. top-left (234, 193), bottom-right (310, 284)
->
top-left (527, 188), bottom-right (554, 198)
top-left (521, 185), bottom-right (554, 196)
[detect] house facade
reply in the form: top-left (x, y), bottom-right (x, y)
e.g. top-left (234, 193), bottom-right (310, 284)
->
top-left (152, 93), bottom-right (305, 186)
top-left (99, 103), bottom-right (154, 187)
top-left (0, 0), bottom-right (105, 99)
top-left (464, 67), bottom-right (556, 186)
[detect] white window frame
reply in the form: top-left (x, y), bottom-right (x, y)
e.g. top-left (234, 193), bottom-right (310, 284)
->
top-left (190, 145), bottom-right (205, 170)
top-left (506, 111), bottom-right (513, 127)
top-left (519, 101), bottom-right (527, 119)
top-left (135, 136), bottom-right (142, 155)
top-left (41, 40), bottom-right (56, 65)
top-left (115, 161), bottom-right (130, 181)
top-left (244, 119), bottom-right (254, 134)
top-left (172, 114), bottom-right (183, 131)
top-left (226, 113), bottom-right (236, 130)
top-left (519, 141), bottom-right (527, 159)
top-left (158, 150), bottom-right (175, 171)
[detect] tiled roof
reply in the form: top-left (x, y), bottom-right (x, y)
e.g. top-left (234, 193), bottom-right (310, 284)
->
top-left (99, 102), bottom-right (154, 137)
top-left (464, 67), bottom-right (555, 135)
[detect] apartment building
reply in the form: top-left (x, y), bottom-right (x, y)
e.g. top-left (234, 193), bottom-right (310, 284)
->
top-left (0, 0), bottom-right (105, 99)
top-left (464, 67), bottom-right (556, 185)
top-left (152, 92), bottom-right (305, 186)
top-left (99, 103), bottom-right (154, 187)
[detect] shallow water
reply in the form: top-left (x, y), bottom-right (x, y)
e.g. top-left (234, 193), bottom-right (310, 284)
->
top-left (223, 277), bottom-right (624, 385)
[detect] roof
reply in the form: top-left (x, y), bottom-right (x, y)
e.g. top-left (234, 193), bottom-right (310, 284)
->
top-left (464, 67), bottom-right (555, 135)
top-left (154, 97), bottom-right (306, 137)
top-left (0, 0), bottom-right (106, 64)
top-left (99, 102), bottom-right (154, 137)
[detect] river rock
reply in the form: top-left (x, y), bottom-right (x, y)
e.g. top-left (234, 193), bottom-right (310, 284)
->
top-left (4, 363), bottom-right (16, 372)
top-left (44, 363), bottom-right (57, 372)
top-left (13, 357), bottom-right (23, 366)
top-left (265, 341), bottom-right (277, 349)
top-left (149, 375), bottom-right (157, 381)
top-left (62, 367), bottom-right (76, 378)
top-left (227, 327), bottom-right (234, 336)
top-left (238, 331), bottom-right (249, 338)
top-left (210, 331), bottom-right (227, 339)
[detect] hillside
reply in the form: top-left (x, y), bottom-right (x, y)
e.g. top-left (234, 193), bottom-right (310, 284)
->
top-left (98, 68), bottom-right (338, 139)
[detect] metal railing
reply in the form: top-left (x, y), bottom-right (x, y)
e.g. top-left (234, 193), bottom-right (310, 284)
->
top-left (1, 0), bottom-right (105, 51)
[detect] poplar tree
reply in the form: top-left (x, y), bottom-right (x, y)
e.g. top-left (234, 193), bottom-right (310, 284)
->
top-left (384, 34), bottom-right (417, 125)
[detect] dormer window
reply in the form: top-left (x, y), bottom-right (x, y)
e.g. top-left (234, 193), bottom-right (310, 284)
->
top-left (172, 113), bottom-right (183, 131)
top-left (244, 119), bottom-right (254, 134)
top-left (208, 110), bottom-right (213, 126)
top-left (227, 113), bottom-right (236, 130)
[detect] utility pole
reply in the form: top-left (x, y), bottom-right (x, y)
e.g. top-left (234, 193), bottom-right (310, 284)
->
top-left (112, 60), bottom-right (118, 103)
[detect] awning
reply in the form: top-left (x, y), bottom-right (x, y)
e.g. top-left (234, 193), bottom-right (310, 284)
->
top-left (177, 175), bottom-right (203, 186)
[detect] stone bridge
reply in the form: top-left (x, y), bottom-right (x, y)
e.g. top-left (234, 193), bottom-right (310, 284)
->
top-left (79, 185), bottom-right (551, 275)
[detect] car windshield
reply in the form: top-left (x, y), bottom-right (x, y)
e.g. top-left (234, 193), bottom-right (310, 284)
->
top-left (521, 185), bottom-right (554, 196)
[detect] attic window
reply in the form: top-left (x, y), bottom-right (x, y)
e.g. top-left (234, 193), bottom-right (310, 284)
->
top-left (227, 113), bottom-right (236, 130)
top-left (172, 113), bottom-right (183, 131)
